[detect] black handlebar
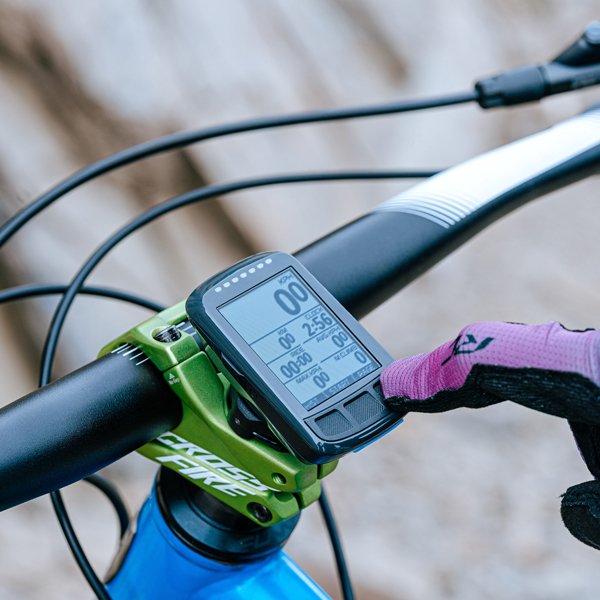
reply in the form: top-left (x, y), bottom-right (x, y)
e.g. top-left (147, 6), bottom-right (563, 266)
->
top-left (299, 106), bottom-right (600, 318)
top-left (0, 106), bottom-right (599, 511)
top-left (0, 352), bottom-right (181, 511)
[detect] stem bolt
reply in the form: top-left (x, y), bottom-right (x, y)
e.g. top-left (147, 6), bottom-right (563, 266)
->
top-left (153, 326), bottom-right (182, 343)
top-left (248, 502), bottom-right (272, 523)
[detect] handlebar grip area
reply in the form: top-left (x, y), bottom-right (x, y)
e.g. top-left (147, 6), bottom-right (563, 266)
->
top-left (0, 351), bottom-right (181, 511)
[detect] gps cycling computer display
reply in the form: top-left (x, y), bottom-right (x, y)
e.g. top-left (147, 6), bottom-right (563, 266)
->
top-left (186, 252), bottom-right (401, 463)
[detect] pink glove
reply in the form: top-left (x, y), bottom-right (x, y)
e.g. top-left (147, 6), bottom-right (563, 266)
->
top-left (381, 321), bottom-right (600, 422)
top-left (381, 322), bottom-right (600, 551)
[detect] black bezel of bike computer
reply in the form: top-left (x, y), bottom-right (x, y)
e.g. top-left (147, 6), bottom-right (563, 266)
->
top-left (186, 252), bottom-right (400, 464)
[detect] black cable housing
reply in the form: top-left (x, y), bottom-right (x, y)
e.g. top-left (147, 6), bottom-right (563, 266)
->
top-left (0, 92), bottom-right (474, 249)
top-left (0, 283), bottom-right (165, 312)
top-left (84, 475), bottom-right (130, 539)
top-left (51, 490), bottom-right (112, 600)
top-left (319, 489), bottom-right (355, 600)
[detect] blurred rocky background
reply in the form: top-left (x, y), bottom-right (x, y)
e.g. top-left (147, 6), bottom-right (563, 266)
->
top-left (0, 0), bottom-right (598, 598)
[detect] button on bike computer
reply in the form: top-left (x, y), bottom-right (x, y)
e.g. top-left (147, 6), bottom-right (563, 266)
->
top-left (186, 252), bottom-right (401, 463)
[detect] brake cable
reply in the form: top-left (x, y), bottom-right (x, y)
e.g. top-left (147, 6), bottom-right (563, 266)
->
top-left (0, 92), bottom-right (472, 249)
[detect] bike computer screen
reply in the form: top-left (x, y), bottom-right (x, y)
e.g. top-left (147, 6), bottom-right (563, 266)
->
top-left (218, 268), bottom-right (378, 411)
top-left (186, 252), bottom-right (401, 463)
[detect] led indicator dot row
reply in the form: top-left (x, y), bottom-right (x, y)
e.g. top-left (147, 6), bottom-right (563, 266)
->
top-left (214, 257), bottom-right (273, 293)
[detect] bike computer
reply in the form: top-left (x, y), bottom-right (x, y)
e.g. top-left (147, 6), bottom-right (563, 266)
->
top-left (186, 252), bottom-right (400, 463)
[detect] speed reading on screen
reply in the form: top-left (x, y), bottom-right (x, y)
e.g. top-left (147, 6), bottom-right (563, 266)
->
top-left (219, 268), bottom-right (378, 410)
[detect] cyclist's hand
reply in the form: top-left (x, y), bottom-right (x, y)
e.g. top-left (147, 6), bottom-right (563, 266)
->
top-left (380, 321), bottom-right (600, 550)
top-left (382, 321), bottom-right (600, 422)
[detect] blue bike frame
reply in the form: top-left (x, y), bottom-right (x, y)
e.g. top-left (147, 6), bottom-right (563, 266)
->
top-left (107, 482), bottom-right (329, 599)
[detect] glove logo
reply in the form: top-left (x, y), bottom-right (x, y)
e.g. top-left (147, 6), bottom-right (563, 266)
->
top-left (441, 333), bottom-right (494, 365)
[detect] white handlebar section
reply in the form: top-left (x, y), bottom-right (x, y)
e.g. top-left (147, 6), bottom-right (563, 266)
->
top-left (376, 107), bottom-right (600, 228)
